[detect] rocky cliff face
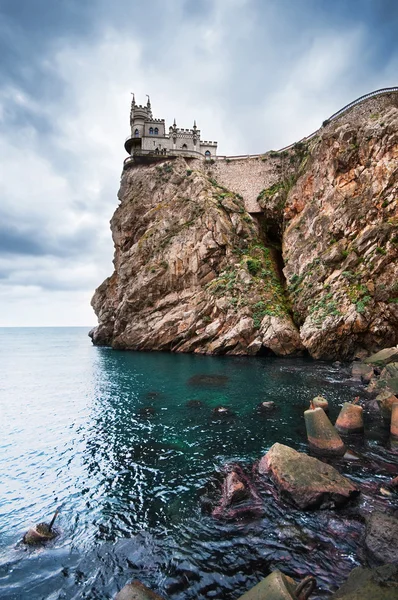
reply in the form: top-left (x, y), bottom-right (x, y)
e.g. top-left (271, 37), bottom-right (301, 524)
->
top-left (90, 94), bottom-right (398, 359)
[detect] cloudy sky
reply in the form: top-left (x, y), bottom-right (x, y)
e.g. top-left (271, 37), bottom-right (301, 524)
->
top-left (0, 0), bottom-right (397, 326)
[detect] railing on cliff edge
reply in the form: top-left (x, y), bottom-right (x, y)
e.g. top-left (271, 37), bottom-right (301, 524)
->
top-left (213, 86), bottom-right (398, 161)
top-left (123, 87), bottom-right (398, 167)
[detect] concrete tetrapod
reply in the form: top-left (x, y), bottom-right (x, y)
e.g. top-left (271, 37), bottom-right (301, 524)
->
top-left (23, 510), bottom-right (59, 545)
top-left (335, 403), bottom-right (364, 434)
top-left (304, 407), bottom-right (346, 457)
top-left (236, 570), bottom-right (316, 600)
top-left (390, 401), bottom-right (398, 448)
top-left (311, 396), bottom-right (329, 412)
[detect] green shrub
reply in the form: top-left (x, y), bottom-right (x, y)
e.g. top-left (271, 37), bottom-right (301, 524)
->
top-left (376, 246), bottom-right (387, 255)
top-left (186, 169), bottom-right (192, 176)
top-left (246, 258), bottom-right (261, 276)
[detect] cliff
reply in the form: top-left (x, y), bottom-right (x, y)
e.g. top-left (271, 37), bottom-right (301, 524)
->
top-left (90, 93), bottom-right (398, 359)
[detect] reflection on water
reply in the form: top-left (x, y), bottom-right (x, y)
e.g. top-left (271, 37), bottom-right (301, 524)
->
top-left (0, 328), bottom-right (396, 599)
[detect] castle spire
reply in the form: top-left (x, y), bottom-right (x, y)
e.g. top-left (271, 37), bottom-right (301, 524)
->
top-left (130, 93), bottom-right (135, 128)
top-left (146, 94), bottom-right (152, 118)
top-left (193, 120), bottom-right (197, 129)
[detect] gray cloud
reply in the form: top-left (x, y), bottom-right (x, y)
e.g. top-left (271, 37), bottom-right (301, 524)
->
top-left (0, 0), bottom-right (397, 325)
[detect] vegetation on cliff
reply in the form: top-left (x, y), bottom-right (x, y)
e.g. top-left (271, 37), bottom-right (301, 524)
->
top-left (91, 93), bottom-right (398, 359)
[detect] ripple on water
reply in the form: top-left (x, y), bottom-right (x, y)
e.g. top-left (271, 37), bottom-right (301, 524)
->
top-left (0, 328), bottom-right (397, 599)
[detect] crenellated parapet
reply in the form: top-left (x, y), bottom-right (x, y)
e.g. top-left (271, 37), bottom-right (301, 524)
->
top-left (125, 96), bottom-right (218, 160)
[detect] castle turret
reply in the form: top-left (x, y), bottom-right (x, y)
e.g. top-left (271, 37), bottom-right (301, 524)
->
top-left (124, 95), bottom-right (217, 159)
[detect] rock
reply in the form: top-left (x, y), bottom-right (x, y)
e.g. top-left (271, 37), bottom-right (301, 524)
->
top-left (211, 406), bottom-right (234, 419)
top-left (332, 564), bottom-right (398, 599)
top-left (365, 512), bottom-right (398, 565)
top-left (256, 401), bottom-right (276, 413)
top-left (351, 362), bottom-right (375, 384)
top-left (115, 581), bottom-right (165, 600)
top-left (376, 391), bottom-right (398, 422)
top-left (223, 471), bottom-right (249, 504)
top-left (258, 443), bottom-right (358, 509)
top-left (389, 476), bottom-right (398, 489)
top-left (259, 315), bottom-right (303, 356)
top-left (138, 406), bottom-right (156, 418)
top-left (364, 347), bottom-right (398, 367)
top-left (188, 374), bottom-right (228, 387)
top-left (186, 399), bottom-right (204, 408)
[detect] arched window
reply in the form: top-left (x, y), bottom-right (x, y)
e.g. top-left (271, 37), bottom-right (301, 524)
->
top-left (182, 143), bottom-right (188, 149)
top-left (205, 150), bottom-right (211, 158)
top-left (149, 127), bottom-right (154, 135)
top-left (154, 127), bottom-right (159, 135)
top-left (134, 129), bottom-right (139, 137)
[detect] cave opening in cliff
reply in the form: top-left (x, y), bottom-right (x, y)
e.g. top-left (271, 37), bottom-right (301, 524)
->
top-left (254, 214), bottom-right (287, 289)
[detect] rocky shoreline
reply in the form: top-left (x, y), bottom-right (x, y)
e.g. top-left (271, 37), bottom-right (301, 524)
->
top-left (114, 348), bottom-right (398, 599)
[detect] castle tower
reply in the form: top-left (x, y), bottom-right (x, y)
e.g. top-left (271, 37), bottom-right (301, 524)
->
top-left (124, 95), bottom-right (217, 159)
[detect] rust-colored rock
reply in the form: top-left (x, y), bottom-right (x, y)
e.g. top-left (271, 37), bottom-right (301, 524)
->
top-left (258, 443), bottom-right (358, 509)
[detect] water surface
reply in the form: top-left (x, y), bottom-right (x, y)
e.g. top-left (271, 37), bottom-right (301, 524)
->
top-left (0, 328), bottom-right (396, 599)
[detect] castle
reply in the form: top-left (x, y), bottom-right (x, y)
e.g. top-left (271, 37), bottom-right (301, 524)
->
top-left (124, 95), bottom-right (217, 162)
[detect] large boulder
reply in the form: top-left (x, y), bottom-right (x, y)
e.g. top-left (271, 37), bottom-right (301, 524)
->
top-left (332, 564), bottom-right (398, 599)
top-left (351, 362), bottom-right (375, 384)
top-left (365, 512), bottom-right (398, 565)
top-left (258, 443), bottom-right (358, 509)
top-left (364, 347), bottom-right (398, 367)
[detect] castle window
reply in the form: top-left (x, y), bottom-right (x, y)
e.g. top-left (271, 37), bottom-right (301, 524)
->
top-left (134, 129), bottom-right (139, 137)
top-left (205, 150), bottom-right (211, 158)
top-left (182, 143), bottom-right (188, 149)
top-left (154, 127), bottom-right (159, 135)
top-left (149, 127), bottom-right (154, 135)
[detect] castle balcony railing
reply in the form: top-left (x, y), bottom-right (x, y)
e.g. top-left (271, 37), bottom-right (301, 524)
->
top-left (213, 86), bottom-right (398, 161)
top-left (123, 147), bottom-right (212, 168)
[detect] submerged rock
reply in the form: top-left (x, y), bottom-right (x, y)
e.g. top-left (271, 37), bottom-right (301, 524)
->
top-left (212, 465), bottom-right (262, 519)
top-left (256, 401), bottom-right (277, 413)
top-left (186, 399), bottom-right (204, 409)
top-left (351, 362), bottom-right (375, 384)
top-left (258, 443), bottom-right (358, 509)
top-left (211, 405), bottom-right (235, 419)
top-left (332, 564), bottom-right (398, 599)
top-left (188, 374), bottom-right (228, 387)
top-left (365, 512), bottom-right (398, 565)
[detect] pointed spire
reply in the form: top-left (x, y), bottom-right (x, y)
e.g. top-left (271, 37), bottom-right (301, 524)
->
top-left (131, 92), bottom-right (135, 106)
top-left (193, 120), bottom-right (197, 129)
top-left (173, 118), bottom-right (176, 126)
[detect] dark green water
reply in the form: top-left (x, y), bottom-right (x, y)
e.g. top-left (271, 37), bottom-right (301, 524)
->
top-left (0, 328), bottom-right (396, 599)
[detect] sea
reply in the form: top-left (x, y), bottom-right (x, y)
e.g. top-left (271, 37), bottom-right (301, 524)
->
top-left (0, 327), bottom-right (396, 599)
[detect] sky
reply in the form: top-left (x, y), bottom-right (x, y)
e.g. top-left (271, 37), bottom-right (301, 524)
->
top-left (0, 0), bottom-right (397, 326)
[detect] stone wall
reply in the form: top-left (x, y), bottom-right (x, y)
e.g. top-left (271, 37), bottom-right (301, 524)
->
top-left (190, 156), bottom-right (283, 213)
